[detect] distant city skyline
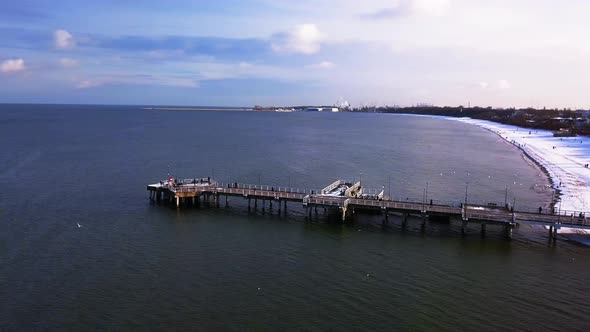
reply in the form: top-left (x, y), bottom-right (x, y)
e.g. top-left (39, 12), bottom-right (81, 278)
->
top-left (1, 0), bottom-right (589, 108)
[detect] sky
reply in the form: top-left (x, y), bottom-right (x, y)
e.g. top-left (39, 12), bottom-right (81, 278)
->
top-left (1, 0), bottom-right (589, 108)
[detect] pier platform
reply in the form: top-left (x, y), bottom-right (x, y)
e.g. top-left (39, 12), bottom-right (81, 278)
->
top-left (147, 177), bottom-right (590, 240)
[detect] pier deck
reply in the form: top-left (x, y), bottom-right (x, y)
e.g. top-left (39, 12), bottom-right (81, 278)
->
top-left (147, 177), bottom-right (590, 240)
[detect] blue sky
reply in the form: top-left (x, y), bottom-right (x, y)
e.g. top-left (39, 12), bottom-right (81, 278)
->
top-left (1, 0), bottom-right (589, 107)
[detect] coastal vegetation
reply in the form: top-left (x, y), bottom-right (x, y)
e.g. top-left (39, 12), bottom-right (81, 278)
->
top-left (352, 106), bottom-right (590, 136)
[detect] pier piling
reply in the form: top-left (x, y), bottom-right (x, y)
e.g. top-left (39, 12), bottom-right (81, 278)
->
top-left (147, 177), bottom-right (590, 240)
top-left (505, 224), bottom-right (513, 240)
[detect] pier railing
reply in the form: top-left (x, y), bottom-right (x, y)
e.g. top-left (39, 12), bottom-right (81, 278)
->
top-left (514, 210), bottom-right (590, 226)
top-left (217, 188), bottom-right (307, 200)
top-left (219, 183), bottom-right (318, 195)
top-left (149, 179), bottom-right (590, 228)
top-left (305, 197), bottom-right (343, 207)
top-left (168, 183), bottom-right (317, 195)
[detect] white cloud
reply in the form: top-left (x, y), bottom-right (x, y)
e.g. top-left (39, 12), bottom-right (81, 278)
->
top-left (54, 29), bottom-right (75, 49)
top-left (238, 62), bottom-right (253, 68)
top-left (76, 74), bottom-right (199, 89)
top-left (146, 49), bottom-right (185, 59)
top-left (411, 0), bottom-right (450, 16)
top-left (0, 58), bottom-right (26, 73)
top-left (361, 4), bottom-right (409, 19)
top-left (309, 61), bottom-right (335, 69)
top-left (59, 58), bottom-right (79, 68)
top-left (188, 60), bottom-right (312, 82)
top-left (272, 24), bottom-right (321, 55)
top-left (498, 79), bottom-right (511, 89)
top-left (77, 80), bottom-right (101, 89)
top-left (361, 0), bottom-right (450, 19)
top-left (477, 80), bottom-right (510, 90)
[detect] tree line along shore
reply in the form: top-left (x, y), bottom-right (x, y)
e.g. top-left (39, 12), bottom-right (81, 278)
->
top-left (352, 106), bottom-right (590, 137)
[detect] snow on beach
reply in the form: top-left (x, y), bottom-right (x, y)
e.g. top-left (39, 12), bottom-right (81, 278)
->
top-left (451, 117), bottom-right (590, 242)
top-left (453, 118), bottom-right (590, 212)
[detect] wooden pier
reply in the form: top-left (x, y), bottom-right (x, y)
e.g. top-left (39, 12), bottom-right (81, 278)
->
top-left (147, 177), bottom-right (590, 241)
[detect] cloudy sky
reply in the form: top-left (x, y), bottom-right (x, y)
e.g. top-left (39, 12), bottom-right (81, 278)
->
top-left (1, 0), bottom-right (589, 107)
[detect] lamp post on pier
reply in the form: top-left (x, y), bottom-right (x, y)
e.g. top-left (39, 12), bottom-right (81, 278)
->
top-left (422, 187), bottom-right (426, 212)
top-left (558, 197), bottom-right (562, 223)
top-left (359, 171), bottom-right (362, 188)
top-left (505, 185), bottom-right (508, 208)
top-left (464, 181), bottom-right (469, 207)
top-left (388, 175), bottom-right (391, 201)
top-left (513, 197), bottom-right (516, 212)
top-left (399, 180), bottom-right (406, 201)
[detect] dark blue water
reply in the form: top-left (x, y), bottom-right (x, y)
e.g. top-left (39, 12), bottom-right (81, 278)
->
top-left (1, 104), bottom-right (589, 330)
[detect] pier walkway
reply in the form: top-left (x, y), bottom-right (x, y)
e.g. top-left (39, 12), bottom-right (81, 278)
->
top-left (147, 177), bottom-right (590, 240)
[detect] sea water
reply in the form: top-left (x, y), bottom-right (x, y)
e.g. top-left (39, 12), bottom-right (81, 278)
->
top-left (1, 104), bottom-right (588, 330)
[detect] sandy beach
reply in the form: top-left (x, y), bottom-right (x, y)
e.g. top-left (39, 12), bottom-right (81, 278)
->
top-left (450, 117), bottom-right (590, 244)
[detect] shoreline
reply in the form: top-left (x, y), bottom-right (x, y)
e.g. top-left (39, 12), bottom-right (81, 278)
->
top-left (479, 124), bottom-right (560, 210)
top-left (451, 118), bottom-right (590, 210)
top-left (394, 113), bottom-right (590, 245)
top-left (450, 117), bottom-right (590, 244)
